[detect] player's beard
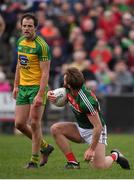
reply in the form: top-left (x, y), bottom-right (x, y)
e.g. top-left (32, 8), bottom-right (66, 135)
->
top-left (25, 32), bottom-right (36, 40)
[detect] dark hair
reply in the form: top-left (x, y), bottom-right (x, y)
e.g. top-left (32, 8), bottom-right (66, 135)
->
top-left (65, 67), bottom-right (85, 90)
top-left (20, 13), bottom-right (38, 27)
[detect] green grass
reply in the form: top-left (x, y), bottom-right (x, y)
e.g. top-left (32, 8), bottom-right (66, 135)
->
top-left (0, 134), bottom-right (133, 179)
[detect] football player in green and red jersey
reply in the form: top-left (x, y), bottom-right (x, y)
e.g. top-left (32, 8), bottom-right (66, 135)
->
top-left (48, 67), bottom-right (130, 170)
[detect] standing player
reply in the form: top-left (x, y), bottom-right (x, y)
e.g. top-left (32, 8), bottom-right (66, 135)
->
top-left (48, 67), bottom-right (130, 170)
top-left (13, 13), bottom-right (54, 169)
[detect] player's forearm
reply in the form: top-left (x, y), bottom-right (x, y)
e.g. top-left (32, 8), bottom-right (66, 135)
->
top-left (14, 64), bottom-right (20, 88)
top-left (90, 125), bottom-right (102, 151)
top-left (38, 72), bottom-right (49, 97)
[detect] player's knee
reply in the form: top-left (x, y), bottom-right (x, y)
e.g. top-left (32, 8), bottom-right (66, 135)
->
top-left (31, 121), bottom-right (40, 131)
top-left (50, 123), bottom-right (61, 136)
top-left (15, 121), bottom-right (24, 131)
top-left (31, 113), bottom-right (39, 121)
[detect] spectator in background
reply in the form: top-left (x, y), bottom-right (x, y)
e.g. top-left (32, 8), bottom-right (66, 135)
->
top-left (47, 0), bottom-right (63, 18)
top-left (71, 34), bottom-right (86, 52)
top-left (0, 14), bottom-right (5, 64)
top-left (0, 0), bottom-right (21, 66)
top-left (69, 26), bottom-right (82, 43)
top-left (69, 50), bottom-right (90, 72)
top-left (90, 39), bottom-right (112, 64)
top-left (73, 2), bottom-right (84, 22)
top-left (40, 20), bottom-right (60, 46)
top-left (66, 13), bottom-right (78, 34)
top-left (89, 56), bottom-right (103, 74)
top-left (114, 60), bottom-right (133, 93)
top-left (121, 30), bottom-right (134, 51)
top-left (10, 17), bottom-right (22, 74)
top-left (127, 45), bottom-right (134, 72)
top-left (83, 0), bottom-right (95, 16)
top-left (0, 0), bottom-right (22, 42)
top-left (0, 67), bottom-right (11, 92)
top-left (36, 9), bottom-right (46, 31)
top-left (95, 62), bottom-right (113, 95)
top-left (95, 28), bottom-right (107, 41)
top-left (61, 1), bottom-right (71, 15)
top-left (109, 45), bottom-right (124, 70)
top-left (109, 24), bottom-right (124, 48)
top-left (80, 18), bottom-right (96, 52)
top-left (49, 45), bottom-right (65, 89)
top-left (0, 14), bottom-right (5, 37)
top-left (125, 44), bottom-right (134, 86)
top-left (98, 10), bottom-right (120, 39)
top-left (121, 12), bottom-right (133, 37)
top-left (110, 3), bottom-right (122, 23)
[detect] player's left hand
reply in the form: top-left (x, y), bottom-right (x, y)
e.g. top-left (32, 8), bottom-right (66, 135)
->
top-left (84, 148), bottom-right (95, 162)
top-left (47, 90), bottom-right (56, 103)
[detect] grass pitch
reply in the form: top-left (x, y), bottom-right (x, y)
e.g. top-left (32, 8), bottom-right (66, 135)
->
top-left (0, 134), bottom-right (133, 179)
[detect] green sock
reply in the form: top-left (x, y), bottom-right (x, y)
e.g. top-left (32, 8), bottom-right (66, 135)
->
top-left (30, 154), bottom-right (39, 164)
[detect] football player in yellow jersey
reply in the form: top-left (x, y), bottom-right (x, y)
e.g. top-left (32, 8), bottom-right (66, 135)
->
top-left (13, 13), bottom-right (54, 169)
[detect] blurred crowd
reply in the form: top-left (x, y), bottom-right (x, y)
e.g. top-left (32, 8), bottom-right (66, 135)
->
top-left (0, 0), bottom-right (134, 96)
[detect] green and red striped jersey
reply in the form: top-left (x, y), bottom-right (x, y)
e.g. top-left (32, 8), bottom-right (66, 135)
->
top-left (66, 84), bottom-right (106, 129)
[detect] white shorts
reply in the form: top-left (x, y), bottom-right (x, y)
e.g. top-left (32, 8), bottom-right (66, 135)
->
top-left (76, 124), bottom-right (107, 145)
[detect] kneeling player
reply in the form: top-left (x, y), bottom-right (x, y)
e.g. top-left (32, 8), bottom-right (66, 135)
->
top-left (48, 67), bottom-right (130, 170)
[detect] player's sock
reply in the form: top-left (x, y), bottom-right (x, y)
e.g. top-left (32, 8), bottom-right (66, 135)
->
top-left (41, 139), bottom-right (48, 149)
top-left (65, 152), bottom-right (78, 163)
top-left (30, 154), bottom-right (39, 165)
top-left (111, 152), bottom-right (118, 161)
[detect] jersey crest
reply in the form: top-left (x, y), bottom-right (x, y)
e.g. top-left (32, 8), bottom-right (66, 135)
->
top-left (19, 55), bottom-right (29, 66)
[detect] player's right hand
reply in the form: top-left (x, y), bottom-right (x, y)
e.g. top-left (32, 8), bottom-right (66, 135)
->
top-left (47, 91), bottom-right (56, 103)
top-left (12, 87), bottom-right (19, 99)
top-left (84, 147), bottom-right (95, 162)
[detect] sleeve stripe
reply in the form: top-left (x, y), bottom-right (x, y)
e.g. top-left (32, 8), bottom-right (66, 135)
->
top-left (79, 89), bottom-right (96, 115)
top-left (36, 37), bottom-right (47, 57)
top-left (79, 90), bottom-right (95, 113)
top-left (37, 37), bottom-right (46, 54)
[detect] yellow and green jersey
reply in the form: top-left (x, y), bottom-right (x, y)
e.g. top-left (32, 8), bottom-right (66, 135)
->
top-left (66, 84), bottom-right (106, 129)
top-left (17, 35), bottom-right (51, 85)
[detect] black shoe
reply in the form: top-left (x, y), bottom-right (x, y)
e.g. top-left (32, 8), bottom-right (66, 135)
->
top-left (40, 144), bottom-right (54, 166)
top-left (111, 149), bottom-right (130, 170)
top-left (65, 161), bottom-right (80, 169)
top-left (25, 162), bottom-right (38, 169)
